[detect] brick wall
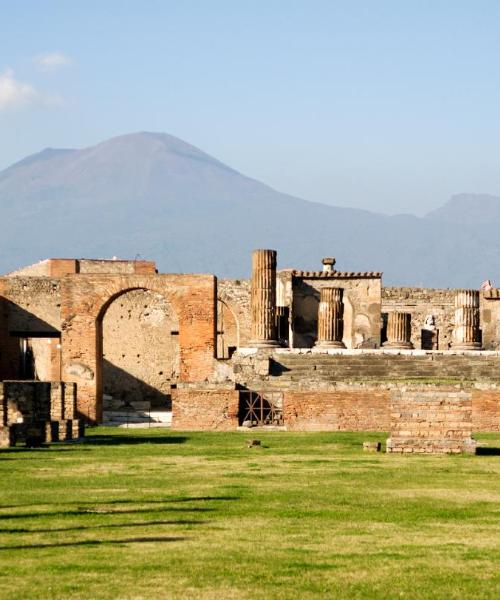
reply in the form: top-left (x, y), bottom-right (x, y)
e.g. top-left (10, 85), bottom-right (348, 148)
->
top-left (284, 388), bottom-right (390, 431)
top-left (217, 279), bottom-right (251, 348)
top-left (60, 273), bottom-right (216, 423)
top-left (472, 388), bottom-right (500, 432)
top-left (387, 387), bottom-right (476, 453)
top-left (172, 388), bottom-right (239, 430)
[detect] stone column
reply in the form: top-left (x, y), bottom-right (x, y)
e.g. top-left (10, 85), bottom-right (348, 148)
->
top-left (452, 290), bottom-right (481, 350)
top-left (249, 249), bottom-right (279, 347)
top-left (383, 312), bottom-right (413, 349)
top-left (315, 287), bottom-right (346, 348)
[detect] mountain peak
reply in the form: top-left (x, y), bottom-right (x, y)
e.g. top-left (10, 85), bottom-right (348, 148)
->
top-left (426, 193), bottom-right (500, 225)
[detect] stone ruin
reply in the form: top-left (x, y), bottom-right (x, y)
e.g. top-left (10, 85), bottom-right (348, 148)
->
top-left (0, 252), bottom-right (499, 453)
top-left (0, 381), bottom-right (83, 447)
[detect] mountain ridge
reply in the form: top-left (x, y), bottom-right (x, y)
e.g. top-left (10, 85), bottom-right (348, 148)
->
top-left (1, 132), bottom-right (499, 287)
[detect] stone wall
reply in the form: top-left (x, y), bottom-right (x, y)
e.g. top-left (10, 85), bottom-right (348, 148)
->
top-left (0, 380), bottom-right (80, 446)
top-left (230, 349), bottom-right (500, 432)
top-left (6, 258), bottom-right (156, 277)
top-left (284, 388), bottom-right (390, 431)
top-left (382, 287), bottom-right (455, 350)
top-left (0, 277), bottom-right (62, 380)
top-left (292, 275), bottom-right (381, 349)
top-left (481, 291), bottom-right (500, 350)
top-left (217, 279), bottom-right (251, 350)
top-left (102, 289), bottom-right (179, 406)
top-left (60, 273), bottom-right (216, 422)
top-left (386, 387), bottom-right (476, 453)
top-left (172, 387), bottom-right (239, 430)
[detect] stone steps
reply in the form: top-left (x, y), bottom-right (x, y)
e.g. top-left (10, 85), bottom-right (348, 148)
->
top-left (266, 355), bottom-right (500, 383)
top-left (102, 409), bottom-right (172, 428)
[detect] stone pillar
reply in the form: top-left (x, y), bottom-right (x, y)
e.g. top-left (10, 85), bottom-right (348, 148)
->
top-left (383, 312), bottom-right (413, 349)
top-left (315, 287), bottom-right (346, 348)
top-left (249, 249), bottom-right (279, 347)
top-left (452, 290), bottom-right (481, 350)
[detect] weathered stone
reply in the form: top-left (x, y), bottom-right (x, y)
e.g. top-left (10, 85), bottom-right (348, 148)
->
top-left (383, 312), bottom-right (413, 349)
top-left (315, 287), bottom-right (346, 349)
top-left (363, 441), bottom-right (381, 452)
top-left (248, 249), bottom-right (279, 348)
top-left (452, 290), bottom-right (482, 350)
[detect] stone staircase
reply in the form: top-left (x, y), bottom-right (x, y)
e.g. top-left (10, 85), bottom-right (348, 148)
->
top-left (250, 351), bottom-right (500, 389)
top-left (102, 395), bottom-right (172, 428)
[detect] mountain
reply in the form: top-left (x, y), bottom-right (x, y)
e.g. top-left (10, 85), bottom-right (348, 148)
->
top-left (0, 132), bottom-right (499, 287)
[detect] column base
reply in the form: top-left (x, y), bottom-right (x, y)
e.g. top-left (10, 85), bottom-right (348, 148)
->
top-left (451, 342), bottom-right (482, 351)
top-left (315, 340), bottom-right (346, 349)
top-left (382, 341), bottom-right (414, 350)
top-left (247, 339), bottom-right (281, 349)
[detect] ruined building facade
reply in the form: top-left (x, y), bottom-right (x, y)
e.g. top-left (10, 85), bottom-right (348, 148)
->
top-left (1, 252), bottom-right (499, 450)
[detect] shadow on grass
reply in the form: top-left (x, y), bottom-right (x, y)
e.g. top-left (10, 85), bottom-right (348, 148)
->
top-left (0, 495), bottom-right (240, 511)
top-left (0, 518), bottom-right (210, 534)
top-left (0, 506), bottom-right (215, 521)
top-left (84, 434), bottom-right (188, 446)
top-left (0, 536), bottom-right (188, 551)
top-left (476, 447), bottom-right (500, 456)
top-left (0, 447), bottom-right (92, 457)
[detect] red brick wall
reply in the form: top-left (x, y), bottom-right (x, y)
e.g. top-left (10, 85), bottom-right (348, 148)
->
top-left (48, 259), bottom-right (78, 277)
top-left (170, 385), bottom-right (499, 433)
top-left (284, 389), bottom-right (390, 431)
top-left (60, 273), bottom-right (216, 423)
top-left (387, 388), bottom-right (476, 453)
top-left (172, 388), bottom-right (239, 430)
top-left (472, 389), bottom-right (500, 432)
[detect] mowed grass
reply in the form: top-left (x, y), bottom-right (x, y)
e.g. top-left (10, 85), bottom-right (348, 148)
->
top-left (0, 429), bottom-right (499, 600)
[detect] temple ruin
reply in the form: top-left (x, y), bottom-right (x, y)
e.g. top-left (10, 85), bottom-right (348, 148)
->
top-left (1, 251), bottom-right (499, 452)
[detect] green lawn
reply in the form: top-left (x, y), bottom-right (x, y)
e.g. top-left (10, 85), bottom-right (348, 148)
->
top-left (0, 429), bottom-right (499, 599)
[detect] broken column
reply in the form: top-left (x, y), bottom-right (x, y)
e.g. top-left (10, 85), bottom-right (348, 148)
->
top-left (383, 312), bottom-right (413, 349)
top-left (452, 289), bottom-right (482, 350)
top-left (315, 287), bottom-right (346, 349)
top-left (249, 249), bottom-right (279, 347)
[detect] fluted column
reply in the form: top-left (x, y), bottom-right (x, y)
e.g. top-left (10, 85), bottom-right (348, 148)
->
top-left (315, 287), bottom-right (346, 348)
top-left (383, 312), bottom-right (413, 349)
top-left (249, 249), bottom-right (279, 347)
top-left (452, 290), bottom-right (481, 350)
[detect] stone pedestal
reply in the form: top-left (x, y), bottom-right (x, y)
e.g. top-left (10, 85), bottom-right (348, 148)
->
top-left (315, 287), bottom-right (346, 349)
top-left (249, 249), bottom-right (279, 348)
top-left (452, 290), bottom-right (481, 350)
top-left (383, 312), bottom-right (413, 349)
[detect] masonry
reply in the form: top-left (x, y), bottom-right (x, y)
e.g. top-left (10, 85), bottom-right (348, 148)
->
top-left (0, 253), bottom-right (499, 446)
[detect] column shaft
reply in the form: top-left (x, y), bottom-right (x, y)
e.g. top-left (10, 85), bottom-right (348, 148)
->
top-left (315, 287), bottom-right (346, 348)
top-left (249, 249), bottom-right (279, 347)
top-left (383, 312), bottom-right (413, 349)
top-left (452, 290), bottom-right (481, 350)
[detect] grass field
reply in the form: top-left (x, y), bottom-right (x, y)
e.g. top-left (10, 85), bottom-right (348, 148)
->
top-left (0, 428), bottom-right (499, 599)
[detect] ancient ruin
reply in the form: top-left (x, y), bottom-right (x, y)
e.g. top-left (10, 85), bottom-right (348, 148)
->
top-left (1, 252), bottom-right (499, 452)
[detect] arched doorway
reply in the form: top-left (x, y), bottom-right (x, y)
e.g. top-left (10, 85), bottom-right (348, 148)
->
top-left (217, 298), bottom-right (239, 359)
top-left (98, 288), bottom-right (179, 412)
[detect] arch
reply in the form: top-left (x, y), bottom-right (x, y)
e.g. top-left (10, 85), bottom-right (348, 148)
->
top-left (216, 297), bottom-right (240, 359)
top-left (60, 273), bottom-right (216, 423)
top-left (96, 287), bottom-right (180, 411)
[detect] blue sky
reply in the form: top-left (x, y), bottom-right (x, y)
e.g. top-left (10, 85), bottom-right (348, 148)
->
top-left (1, 0), bottom-right (500, 215)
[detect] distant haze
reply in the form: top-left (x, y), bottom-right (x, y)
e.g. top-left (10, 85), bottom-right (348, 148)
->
top-left (1, 132), bottom-right (499, 288)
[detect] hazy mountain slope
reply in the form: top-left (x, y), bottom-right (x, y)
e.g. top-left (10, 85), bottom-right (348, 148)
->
top-left (1, 132), bottom-right (499, 287)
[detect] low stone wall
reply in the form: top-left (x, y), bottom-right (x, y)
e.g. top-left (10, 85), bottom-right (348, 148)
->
top-left (172, 387), bottom-right (239, 431)
top-left (170, 380), bottom-right (499, 433)
top-left (386, 387), bottom-right (477, 454)
top-left (284, 388), bottom-right (390, 431)
top-left (0, 381), bottom-right (82, 447)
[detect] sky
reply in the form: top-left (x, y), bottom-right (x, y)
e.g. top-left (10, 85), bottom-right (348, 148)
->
top-left (1, 0), bottom-right (500, 215)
